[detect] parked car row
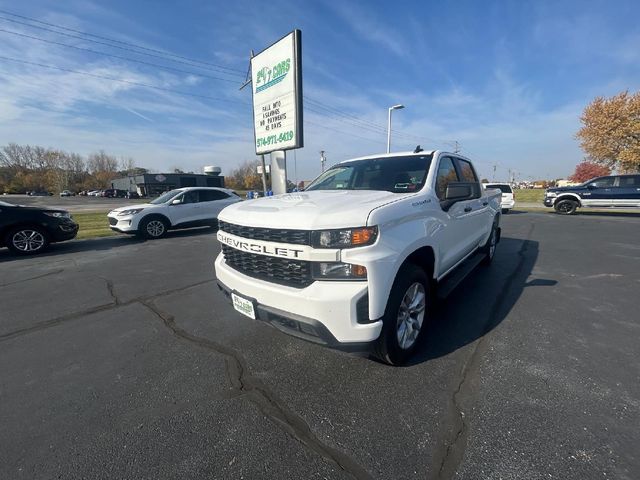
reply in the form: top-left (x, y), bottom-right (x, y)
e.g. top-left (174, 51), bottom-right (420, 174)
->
top-left (81, 189), bottom-right (141, 198)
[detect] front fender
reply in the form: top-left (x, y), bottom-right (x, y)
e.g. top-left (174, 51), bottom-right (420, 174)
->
top-left (342, 217), bottom-right (441, 320)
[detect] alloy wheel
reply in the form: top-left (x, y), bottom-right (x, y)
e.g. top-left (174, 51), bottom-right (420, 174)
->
top-left (12, 230), bottom-right (46, 252)
top-left (396, 282), bottom-right (426, 350)
top-left (489, 229), bottom-right (497, 259)
top-left (146, 220), bottom-right (165, 237)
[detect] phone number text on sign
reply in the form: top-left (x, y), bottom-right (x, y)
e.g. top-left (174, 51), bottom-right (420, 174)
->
top-left (256, 130), bottom-right (294, 148)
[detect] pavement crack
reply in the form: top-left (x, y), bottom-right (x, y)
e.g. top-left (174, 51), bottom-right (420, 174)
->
top-left (0, 279), bottom-right (215, 343)
top-left (434, 223), bottom-right (536, 480)
top-left (0, 268), bottom-right (64, 287)
top-left (140, 299), bottom-right (374, 480)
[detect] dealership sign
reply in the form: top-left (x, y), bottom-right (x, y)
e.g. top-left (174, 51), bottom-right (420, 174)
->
top-left (251, 30), bottom-right (303, 155)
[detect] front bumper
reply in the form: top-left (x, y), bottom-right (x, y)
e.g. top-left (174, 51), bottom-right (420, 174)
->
top-left (51, 221), bottom-right (79, 242)
top-left (214, 254), bottom-right (382, 346)
top-left (543, 198), bottom-right (555, 207)
top-left (107, 214), bottom-right (139, 233)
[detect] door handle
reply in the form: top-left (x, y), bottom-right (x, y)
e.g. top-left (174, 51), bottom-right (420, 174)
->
top-left (464, 206), bottom-right (472, 212)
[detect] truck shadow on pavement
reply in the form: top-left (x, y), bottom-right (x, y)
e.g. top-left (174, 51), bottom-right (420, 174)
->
top-left (408, 237), bottom-right (554, 365)
top-left (0, 227), bottom-right (217, 263)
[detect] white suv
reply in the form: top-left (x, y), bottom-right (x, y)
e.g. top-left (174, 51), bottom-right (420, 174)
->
top-left (483, 183), bottom-right (515, 213)
top-left (108, 187), bottom-right (240, 239)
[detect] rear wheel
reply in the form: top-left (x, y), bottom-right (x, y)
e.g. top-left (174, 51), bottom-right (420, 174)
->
top-left (372, 264), bottom-right (431, 365)
top-left (6, 226), bottom-right (49, 255)
top-left (554, 199), bottom-right (578, 215)
top-left (138, 216), bottom-right (169, 239)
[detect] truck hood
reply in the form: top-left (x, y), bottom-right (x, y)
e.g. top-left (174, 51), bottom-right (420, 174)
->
top-left (218, 190), bottom-right (407, 230)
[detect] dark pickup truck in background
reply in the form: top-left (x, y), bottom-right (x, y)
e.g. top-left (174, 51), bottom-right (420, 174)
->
top-left (544, 174), bottom-right (640, 214)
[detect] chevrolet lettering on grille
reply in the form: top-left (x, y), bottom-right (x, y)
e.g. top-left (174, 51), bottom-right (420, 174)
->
top-left (217, 232), bottom-right (304, 258)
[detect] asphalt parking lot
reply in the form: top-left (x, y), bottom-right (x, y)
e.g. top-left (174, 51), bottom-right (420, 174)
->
top-left (2, 194), bottom-right (142, 212)
top-left (1, 212), bottom-right (639, 479)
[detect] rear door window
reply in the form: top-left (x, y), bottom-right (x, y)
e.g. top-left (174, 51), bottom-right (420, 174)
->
top-left (618, 176), bottom-right (640, 187)
top-left (199, 189), bottom-right (230, 202)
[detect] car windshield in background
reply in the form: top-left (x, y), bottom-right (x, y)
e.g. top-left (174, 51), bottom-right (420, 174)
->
top-left (305, 154), bottom-right (433, 193)
top-left (485, 184), bottom-right (513, 193)
top-left (150, 190), bottom-right (182, 204)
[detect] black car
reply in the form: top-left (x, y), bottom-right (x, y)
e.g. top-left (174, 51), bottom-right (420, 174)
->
top-left (544, 174), bottom-right (640, 214)
top-left (0, 200), bottom-right (79, 254)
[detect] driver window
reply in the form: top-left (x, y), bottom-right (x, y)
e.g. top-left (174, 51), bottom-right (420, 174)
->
top-left (589, 177), bottom-right (615, 188)
top-left (435, 157), bottom-right (459, 200)
top-left (181, 190), bottom-right (199, 204)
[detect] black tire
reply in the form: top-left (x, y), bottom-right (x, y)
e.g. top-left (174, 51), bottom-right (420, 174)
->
top-left (502, 208), bottom-right (509, 214)
top-left (481, 222), bottom-right (499, 266)
top-left (554, 199), bottom-right (578, 215)
top-left (372, 264), bottom-right (431, 366)
top-left (138, 216), bottom-right (169, 239)
top-left (5, 225), bottom-right (50, 255)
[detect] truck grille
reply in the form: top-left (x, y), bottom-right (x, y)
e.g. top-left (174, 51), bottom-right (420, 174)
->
top-left (219, 220), bottom-right (310, 245)
top-left (221, 245), bottom-right (313, 288)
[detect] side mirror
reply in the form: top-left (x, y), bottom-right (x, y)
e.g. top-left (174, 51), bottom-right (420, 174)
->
top-left (587, 184), bottom-right (597, 189)
top-left (171, 198), bottom-right (182, 205)
top-left (445, 183), bottom-right (474, 201)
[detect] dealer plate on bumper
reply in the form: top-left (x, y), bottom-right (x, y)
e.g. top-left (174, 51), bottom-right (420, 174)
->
top-left (231, 292), bottom-right (256, 320)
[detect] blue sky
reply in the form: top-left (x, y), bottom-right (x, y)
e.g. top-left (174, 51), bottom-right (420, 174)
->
top-left (0, 0), bottom-right (638, 181)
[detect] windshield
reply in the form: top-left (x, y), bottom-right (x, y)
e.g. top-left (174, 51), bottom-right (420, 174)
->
top-left (0, 200), bottom-right (16, 207)
top-left (305, 154), bottom-right (433, 193)
top-left (150, 190), bottom-right (183, 204)
top-left (485, 184), bottom-right (513, 193)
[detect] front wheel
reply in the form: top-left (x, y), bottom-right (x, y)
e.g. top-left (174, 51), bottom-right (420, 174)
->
top-left (372, 264), bottom-right (431, 365)
top-left (138, 216), bottom-right (169, 239)
top-left (6, 226), bottom-right (50, 255)
top-left (554, 199), bottom-right (578, 215)
top-left (482, 224), bottom-right (499, 265)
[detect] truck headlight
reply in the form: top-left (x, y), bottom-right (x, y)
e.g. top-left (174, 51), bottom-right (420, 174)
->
top-left (312, 262), bottom-right (367, 280)
top-left (117, 208), bottom-right (144, 216)
top-left (311, 226), bottom-right (377, 248)
top-left (545, 192), bottom-right (557, 198)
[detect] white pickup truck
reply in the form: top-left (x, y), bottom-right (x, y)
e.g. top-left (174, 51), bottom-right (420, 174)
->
top-left (215, 150), bottom-right (501, 364)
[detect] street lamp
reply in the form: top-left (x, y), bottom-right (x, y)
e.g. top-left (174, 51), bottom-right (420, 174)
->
top-left (387, 104), bottom-right (405, 153)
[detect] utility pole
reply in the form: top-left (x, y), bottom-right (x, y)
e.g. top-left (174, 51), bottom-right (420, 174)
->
top-left (492, 164), bottom-right (497, 181)
top-left (454, 141), bottom-right (460, 153)
top-left (320, 150), bottom-right (326, 173)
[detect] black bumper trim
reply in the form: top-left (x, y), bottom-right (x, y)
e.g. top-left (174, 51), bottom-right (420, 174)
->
top-left (216, 280), bottom-right (374, 353)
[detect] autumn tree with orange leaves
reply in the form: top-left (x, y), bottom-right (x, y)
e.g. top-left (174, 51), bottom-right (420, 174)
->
top-left (576, 91), bottom-right (640, 173)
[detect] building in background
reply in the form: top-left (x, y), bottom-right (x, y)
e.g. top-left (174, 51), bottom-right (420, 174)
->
top-left (110, 167), bottom-right (224, 196)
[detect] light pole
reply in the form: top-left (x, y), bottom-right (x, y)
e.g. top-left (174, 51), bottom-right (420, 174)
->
top-left (386, 104), bottom-right (405, 153)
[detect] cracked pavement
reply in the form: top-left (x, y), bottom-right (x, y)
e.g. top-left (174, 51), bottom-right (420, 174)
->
top-left (1, 213), bottom-right (639, 479)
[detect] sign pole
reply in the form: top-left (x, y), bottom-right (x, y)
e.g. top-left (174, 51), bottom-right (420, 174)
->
top-left (260, 155), bottom-right (268, 194)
